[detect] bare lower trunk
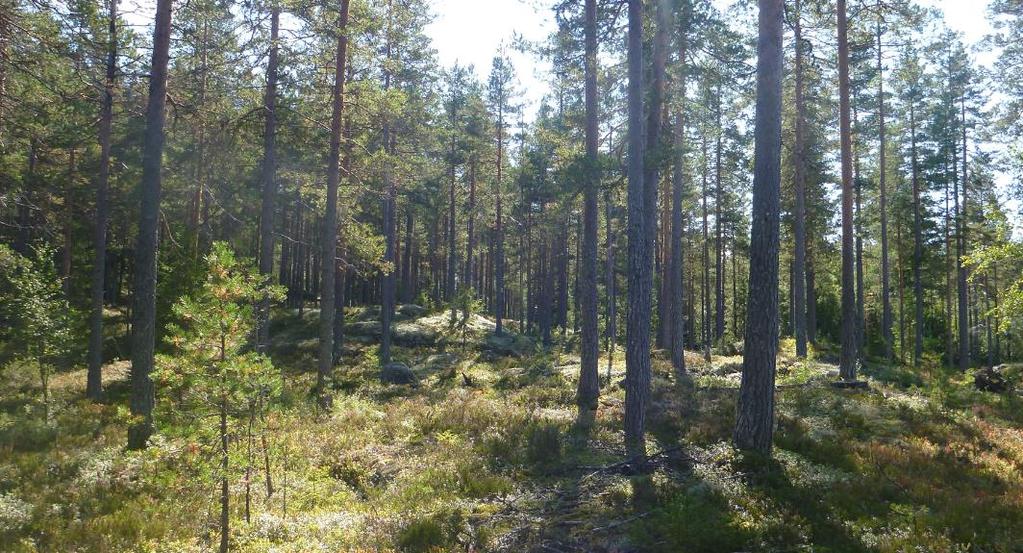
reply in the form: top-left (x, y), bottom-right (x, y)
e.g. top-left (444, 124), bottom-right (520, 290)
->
top-left (734, 0), bottom-right (783, 454)
top-left (624, 0), bottom-right (651, 458)
top-left (792, 0), bottom-right (808, 359)
top-left (256, 6), bottom-right (280, 353)
top-left (219, 400), bottom-right (229, 553)
top-left (911, 103), bottom-right (923, 366)
top-left (317, 0), bottom-right (350, 407)
top-left (837, 0), bottom-right (858, 380)
top-left (957, 96), bottom-right (969, 370)
top-left (576, 0), bottom-right (600, 413)
top-left (88, 0), bottom-right (117, 400)
top-left (669, 19), bottom-right (688, 378)
top-left (876, 12), bottom-right (893, 364)
top-left (128, 0), bottom-right (172, 450)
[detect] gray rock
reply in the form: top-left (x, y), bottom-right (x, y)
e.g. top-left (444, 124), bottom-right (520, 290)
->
top-left (346, 321), bottom-right (381, 337)
top-left (393, 322), bottom-right (438, 346)
top-left (482, 333), bottom-right (534, 358)
top-left (397, 304), bottom-right (426, 318)
top-left (712, 361), bottom-right (743, 376)
top-left (417, 353), bottom-right (459, 372)
top-left (381, 362), bottom-right (418, 386)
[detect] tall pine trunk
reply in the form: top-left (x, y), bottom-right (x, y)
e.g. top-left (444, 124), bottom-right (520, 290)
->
top-left (837, 0), bottom-right (858, 380)
top-left (957, 96), bottom-right (969, 370)
top-left (87, 0), bottom-right (117, 400)
top-left (380, 0), bottom-right (396, 365)
top-left (669, 18), bottom-right (688, 378)
top-left (853, 100), bottom-right (865, 360)
top-left (876, 11), bottom-right (893, 364)
top-left (317, 0), bottom-right (350, 405)
top-left (792, 0), bottom-right (808, 358)
top-left (447, 146), bottom-right (458, 306)
top-left (733, 0), bottom-right (783, 454)
top-left (256, 5), bottom-right (280, 353)
top-left (911, 101), bottom-right (924, 366)
top-left (494, 105), bottom-right (506, 335)
top-left (623, 0), bottom-right (650, 458)
top-left (576, 0), bottom-right (600, 413)
top-left (464, 160), bottom-right (477, 294)
top-left (701, 132), bottom-right (711, 362)
top-left (128, 0), bottom-right (172, 450)
top-left (714, 91), bottom-right (725, 346)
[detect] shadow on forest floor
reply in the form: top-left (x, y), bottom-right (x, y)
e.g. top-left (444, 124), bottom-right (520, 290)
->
top-left (2, 308), bottom-right (1023, 552)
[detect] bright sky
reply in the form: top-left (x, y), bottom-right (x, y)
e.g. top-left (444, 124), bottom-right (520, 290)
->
top-left (925, 0), bottom-right (993, 44)
top-left (426, 0), bottom-right (555, 119)
top-left (425, 0), bottom-right (1001, 116)
top-left (426, 0), bottom-right (1017, 219)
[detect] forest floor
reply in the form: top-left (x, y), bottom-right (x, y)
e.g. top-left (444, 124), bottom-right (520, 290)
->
top-left (2, 306), bottom-right (1023, 552)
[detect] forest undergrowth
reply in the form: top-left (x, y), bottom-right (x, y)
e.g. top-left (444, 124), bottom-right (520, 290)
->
top-left (2, 307), bottom-right (1022, 552)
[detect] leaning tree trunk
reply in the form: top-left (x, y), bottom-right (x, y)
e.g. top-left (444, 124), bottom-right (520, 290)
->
top-left (316, 0), bottom-right (350, 407)
top-left (837, 0), bottom-right (858, 381)
top-left (87, 0), bottom-right (117, 401)
top-left (128, 0), bottom-right (172, 450)
top-left (256, 5), bottom-right (280, 354)
top-left (576, 0), bottom-right (600, 413)
top-left (733, 0), bottom-right (783, 454)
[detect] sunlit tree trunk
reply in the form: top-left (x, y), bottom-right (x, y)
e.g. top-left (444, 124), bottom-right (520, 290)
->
top-left (837, 0), bottom-right (858, 380)
top-left (576, 0), bottom-right (600, 413)
top-left (128, 0), bottom-right (172, 450)
top-left (624, 0), bottom-right (650, 457)
top-left (957, 96), bottom-right (969, 370)
top-left (669, 17), bottom-right (688, 378)
top-left (317, 0), bottom-right (350, 405)
top-left (256, 5), bottom-right (280, 354)
top-left (792, 0), bottom-right (808, 359)
top-left (734, 0), bottom-right (783, 454)
top-left (876, 11), bottom-right (894, 364)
